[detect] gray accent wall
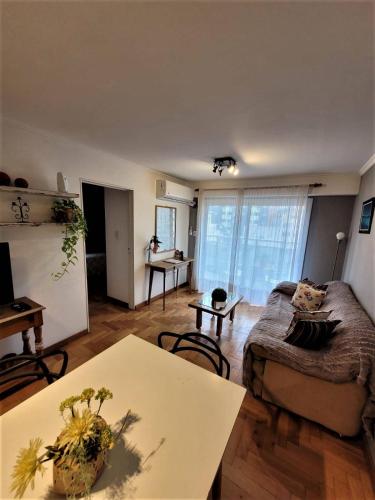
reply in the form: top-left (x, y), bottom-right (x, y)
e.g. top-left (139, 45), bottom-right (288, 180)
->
top-left (188, 201), bottom-right (198, 258)
top-left (302, 196), bottom-right (355, 284)
top-left (343, 165), bottom-right (375, 322)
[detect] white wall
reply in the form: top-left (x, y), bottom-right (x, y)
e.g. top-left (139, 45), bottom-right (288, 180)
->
top-left (104, 188), bottom-right (133, 306)
top-left (0, 119), bottom-right (190, 355)
top-left (195, 172), bottom-right (361, 196)
top-left (343, 164), bottom-right (375, 322)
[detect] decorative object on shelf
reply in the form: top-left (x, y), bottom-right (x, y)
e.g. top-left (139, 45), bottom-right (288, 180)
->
top-left (57, 172), bottom-right (69, 193)
top-left (0, 171), bottom-right (11, 186)
top-left (174, 249), bottom-right (184, 261)
top-left (212, 156), bottom-right (239, 176)
top-left (11, 196), bottom-right (30, 223)
top-left (14, 178), bottom-right (29, 188)
top-left (331, 232), bottom-right (346, 280)
top-left (51, 199), bottom-right (87, 280)
top-left (211, 287), bottom-right (228, 309)
top-left (359, 197), bottom-right (375, 234)
top-left (10, 387), bottom-right (130, 498)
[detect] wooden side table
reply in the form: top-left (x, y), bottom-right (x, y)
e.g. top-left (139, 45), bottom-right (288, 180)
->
top-left (0, 297), bottom-right (46, 355)
top-left (146, 258), bottom-right (194, 311)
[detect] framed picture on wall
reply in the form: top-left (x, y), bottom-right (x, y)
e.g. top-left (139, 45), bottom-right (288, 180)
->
top-left (359, 198), bottom-right (375, 234)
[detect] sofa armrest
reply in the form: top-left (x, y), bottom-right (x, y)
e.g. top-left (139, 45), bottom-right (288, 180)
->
top-left (272, 281), bottom-right (297, 296)
top-left (247, 334), bottom-right (335, 381)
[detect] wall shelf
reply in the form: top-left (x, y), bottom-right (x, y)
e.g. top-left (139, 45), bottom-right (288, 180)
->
top-left (0, 185), bottom-right (79, 199)
top-left (0, 222), bottom-right (69, 227)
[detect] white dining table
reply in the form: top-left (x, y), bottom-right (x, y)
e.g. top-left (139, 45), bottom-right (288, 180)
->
top-left (0, 334), bottom-right (245, 499)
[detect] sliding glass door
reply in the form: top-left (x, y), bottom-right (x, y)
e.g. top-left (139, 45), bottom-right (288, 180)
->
top-left (196, 191), bottom-right (239, 292)
top-left (196, 186), bottom-right (311, 305)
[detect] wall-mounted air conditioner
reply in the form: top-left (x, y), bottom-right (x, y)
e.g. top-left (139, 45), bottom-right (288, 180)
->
top-left (156, 180), bottom-right (195, 206)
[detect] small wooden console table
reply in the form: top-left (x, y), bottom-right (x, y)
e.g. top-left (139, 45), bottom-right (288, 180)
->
top-left (0, 297), bottom-right (45, 355)
top-left (146, 258), bottom-right (194, 311)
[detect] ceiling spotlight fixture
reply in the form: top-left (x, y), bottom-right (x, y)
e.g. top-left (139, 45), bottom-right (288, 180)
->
top-left (212, 156), bottom-right (238, 176)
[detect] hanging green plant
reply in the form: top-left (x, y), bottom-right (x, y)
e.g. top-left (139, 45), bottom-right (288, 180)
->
top-left (51, 199), bottom-right (88, 280)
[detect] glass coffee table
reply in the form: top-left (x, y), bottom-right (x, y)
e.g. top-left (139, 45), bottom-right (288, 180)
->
top-left (188, 293), bottom-right (243, 338)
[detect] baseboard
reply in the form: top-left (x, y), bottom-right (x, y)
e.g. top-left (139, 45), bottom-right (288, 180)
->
top-left (106, 296), bottom-right (129, 309)
top-left (44, 285), bottom-right (188, 351)
top-left (43, 329), bottom-right (89, 353)
top-left (136, 282), bottom-right (189, 309)
top-left (43, 282), bottom-right (189, 349)
top-left (363, 433), bottom-right (375, 490)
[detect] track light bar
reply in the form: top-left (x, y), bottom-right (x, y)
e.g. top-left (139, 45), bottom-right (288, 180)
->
top-left (212, 156), bottom-right (238, 176)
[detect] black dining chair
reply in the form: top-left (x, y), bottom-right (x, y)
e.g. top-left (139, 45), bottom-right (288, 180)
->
top-left (0, 350), bottom-right (68, 399)
top-left (157, 331), bottom-right (230, 380)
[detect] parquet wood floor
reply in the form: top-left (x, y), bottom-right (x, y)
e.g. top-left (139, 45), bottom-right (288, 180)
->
top-left (1, 289), bottom-right (373, 499)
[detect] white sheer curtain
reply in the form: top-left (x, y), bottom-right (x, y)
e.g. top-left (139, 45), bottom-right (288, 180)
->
top-left (194, 190), bottom-right (240, 291)
top-left (196, 186), bottom-right (311, 305)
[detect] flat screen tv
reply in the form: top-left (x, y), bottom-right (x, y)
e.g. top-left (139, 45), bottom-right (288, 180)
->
top-left (0, 242), bottom-right (14, 305)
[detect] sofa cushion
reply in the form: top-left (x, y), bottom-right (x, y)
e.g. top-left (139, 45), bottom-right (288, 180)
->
top-left (284, 319), bottom-right (342, 350)
top-left (293, 310), bottom-right (332, 321)
top-left (291, 282), bottom-right (326, 311)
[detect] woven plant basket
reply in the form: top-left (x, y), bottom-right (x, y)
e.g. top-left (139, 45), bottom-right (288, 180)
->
top-left (52, 415), bottom-right (109, 496)
top-left (52, 448), bottom-right (107, 496)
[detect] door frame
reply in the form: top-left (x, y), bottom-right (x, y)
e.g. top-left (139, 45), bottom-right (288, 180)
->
top-left (80, 178), bottom-right (135, 332)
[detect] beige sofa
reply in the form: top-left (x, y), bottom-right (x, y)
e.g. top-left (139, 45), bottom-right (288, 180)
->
top-left (243, 281), bottom-right (374, 437)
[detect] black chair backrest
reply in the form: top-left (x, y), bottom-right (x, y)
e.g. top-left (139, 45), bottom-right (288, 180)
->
top-left (158, 332), bottom-right (230, 379)
top-left (0, 350), bottom-right (68, 400)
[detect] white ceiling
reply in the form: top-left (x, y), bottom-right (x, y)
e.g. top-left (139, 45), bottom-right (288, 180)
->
top-left (2, 1), bottom-right (374, 181)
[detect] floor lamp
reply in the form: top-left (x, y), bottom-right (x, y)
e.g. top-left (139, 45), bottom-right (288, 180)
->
top-left (331, 232), bottom-right (346, 281)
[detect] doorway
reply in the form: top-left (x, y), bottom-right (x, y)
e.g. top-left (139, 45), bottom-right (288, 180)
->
top-left (82, 184), bottom-right (107, 302)
top-left (82, 181), bottom-right (134, 320)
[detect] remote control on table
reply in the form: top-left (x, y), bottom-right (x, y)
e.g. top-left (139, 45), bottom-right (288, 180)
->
top-left (11, 302), bottom-right (32, 312)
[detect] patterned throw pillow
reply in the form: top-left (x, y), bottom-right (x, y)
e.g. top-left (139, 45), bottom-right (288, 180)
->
top-left (291, 282), bottom-right (327, 311)
top-left (292, 310), bottom-right (332, 322)
top-left (284, 319), bottom-right (342, 350)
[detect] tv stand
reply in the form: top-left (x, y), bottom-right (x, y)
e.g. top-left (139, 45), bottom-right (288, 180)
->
top-left (0, 297), bottom-right (45, 355)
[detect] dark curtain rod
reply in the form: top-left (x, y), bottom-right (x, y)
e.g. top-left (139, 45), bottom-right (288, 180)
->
top-left (195, 183), bottom-right (323, 192)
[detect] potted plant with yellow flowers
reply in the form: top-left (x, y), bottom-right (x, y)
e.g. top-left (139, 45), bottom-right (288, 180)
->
top-left (11, 387), bottom-right (129, 498)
